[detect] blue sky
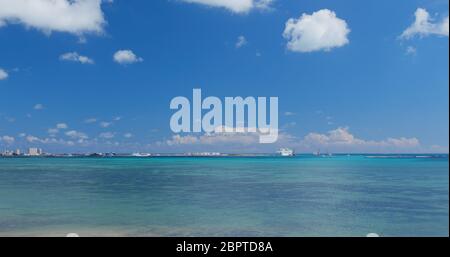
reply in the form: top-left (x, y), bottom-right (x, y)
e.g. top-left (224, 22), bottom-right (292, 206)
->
top-left (0, 0), bottom-right (448, 153)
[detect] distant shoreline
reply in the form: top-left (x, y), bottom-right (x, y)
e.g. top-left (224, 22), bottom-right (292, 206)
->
top-left (1, 153), bottom-right (448, 159)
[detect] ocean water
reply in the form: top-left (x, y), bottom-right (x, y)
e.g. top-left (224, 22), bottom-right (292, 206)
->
top-left (0, 155), bottom-right (448, 237)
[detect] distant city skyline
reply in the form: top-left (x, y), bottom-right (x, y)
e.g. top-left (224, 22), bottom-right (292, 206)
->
top-left (1, 0), bottom-right (449, 153)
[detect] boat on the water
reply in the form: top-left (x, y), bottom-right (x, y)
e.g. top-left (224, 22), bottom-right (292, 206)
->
top-left (131, 153), bottom-right (152, 157)
top-left (278, 148), bottom-right (295, 157)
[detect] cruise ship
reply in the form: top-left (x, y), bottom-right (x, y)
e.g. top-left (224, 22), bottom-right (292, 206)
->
top-left (278, 148), bottom-right (295, 157)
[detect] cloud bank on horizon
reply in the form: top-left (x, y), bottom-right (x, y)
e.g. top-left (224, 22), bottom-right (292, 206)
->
top-left (162, 126), bottom-right (425, 153)
top-left (1, 125), bottom-right (435, 153)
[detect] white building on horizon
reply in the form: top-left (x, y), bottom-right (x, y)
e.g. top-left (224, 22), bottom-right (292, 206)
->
top-left (28, 148), bottom-right (43, 156)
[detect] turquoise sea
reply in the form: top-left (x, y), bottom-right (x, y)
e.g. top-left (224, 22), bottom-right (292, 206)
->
top-left (0, 155), bottom-right (448, 237)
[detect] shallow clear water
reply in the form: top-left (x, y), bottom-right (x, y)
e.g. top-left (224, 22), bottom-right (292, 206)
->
top-left (0, 155), bottom-right (448, 236)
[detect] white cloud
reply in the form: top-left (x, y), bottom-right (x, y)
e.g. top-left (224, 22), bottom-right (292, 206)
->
top-left (303, 127), bottom-right (362, 145)
top-left (99, 132), bottom-right (115, 139)
top-left (56, 123), bottom-right (68, 129)
top-left (0, 0), bottom-right (108, 36)
top-left (47, 123), bottom-right (68, 136)
top-left (34, 104), bottom-right (44, 110)
top-left (124, 133), bottom-right (133, 138)
top-left (100, 121), bottom-right (112, 128)
top-left (301, 127), bottom-right (420, 152)
top-left (253, 0), bottom-right (272, 10)
top-left (60, 52), bottom-right (94, 64)
top-left (235, 35), bottom-right (247, 48)
top-left (166, 134), bottom-right (201, 146)
top-left (0, 135), bottom-right (15, 144)
top-left (84, 118), bottom-right (97, 123)
top-left (283, 9), bottom-right (350, 53)
top-left (0, 68), bottom-right (8, 80)
top-left (161, 126), bottom-right (423, 153)
top-left (24, 134), bottom-right (82, 146)
top-left (385, 137), bottom-right (420, 148)
top-left (65, 130), bottom-right (88, 140)
top-left (180, 0), bottom-right (273, 14)
top-left (31, 136), bottom-right (49, 143)
top-left (26, 135), bottom-right (40, 143)
top-left (406, 46), bottom-right (417, 55)
top-left (284, 111), bottom-right (296, 116)
top-left (48, 128), bottom-right (59, 135)
top-left (401, 8), bottom-right (449, 39)
top-left (113, 50), bottom-right (143, 65)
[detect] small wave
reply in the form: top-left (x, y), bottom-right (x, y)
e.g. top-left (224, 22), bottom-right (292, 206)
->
top-left (365, 155), bottom-right (448, 159)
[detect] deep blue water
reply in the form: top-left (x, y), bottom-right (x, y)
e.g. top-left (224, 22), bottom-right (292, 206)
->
top-left (0, 155), bottom-right (448, 236)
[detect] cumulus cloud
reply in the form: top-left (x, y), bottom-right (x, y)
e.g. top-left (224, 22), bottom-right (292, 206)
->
top-left (301, 127), bottom-right (420, 152)
top-left (0, 0), bottom-right (108, 36)
top-left (47, 123), bottom-right (68, 136)
top-left (401, 8), bottom-right (449, 39)
top-left (162, 126), bottom-right (423, 153)
top-left (60, 52), bottom-right (94, 64)
top-left (26, 135), bottom-right (40, 143)
top-left (98, 117), bottom-right (121, 128)
top-left (166, 134), bottom-right (201, 146)
top-left (56, 123), bottom-right (69, 129)
top-left (385, 137), bottom-right (420, 148)
top-left (180, 0), bottom-right (273, 14)
top-left (0, 68), bottom-right (8, 80)
top-left (65, 130), bottom-right (88, 140)
top-left (24, 134), bottom-right (80, 146)
top-left (113, 50), bottom-right (143, 65)
top-left (235, 35), bottom-right (247, 48)
top-left (0, 135), bottom-right (15, 144)
top-left (283, 9), bottom-right (350, 53)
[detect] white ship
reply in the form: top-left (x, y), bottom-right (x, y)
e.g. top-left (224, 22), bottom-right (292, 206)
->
top-left (131, 153), bottom-right (152, 157)
top-left (278, 148), bottom-right (295, 157)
